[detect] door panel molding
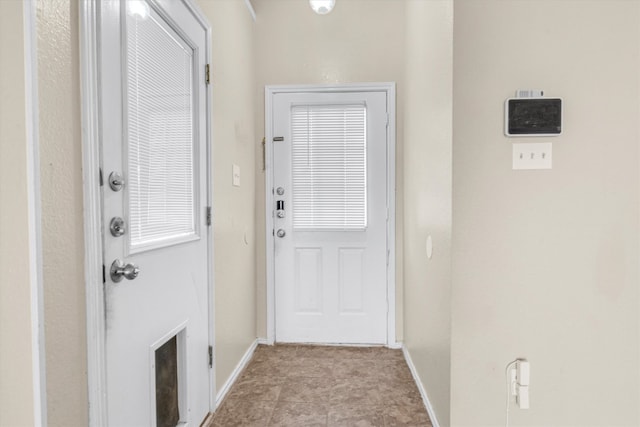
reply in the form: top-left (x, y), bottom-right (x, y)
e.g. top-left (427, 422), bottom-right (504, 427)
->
top-left (79, 1), bottom-right (214, 424)
top-left (264, 83), bottom-right (397, 346)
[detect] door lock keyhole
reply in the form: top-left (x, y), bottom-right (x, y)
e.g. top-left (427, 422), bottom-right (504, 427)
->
top-left (110, 217), bottom-right (126, 237)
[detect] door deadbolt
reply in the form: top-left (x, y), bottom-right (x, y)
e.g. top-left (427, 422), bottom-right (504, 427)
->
top-left (109, 172), bottom-right (124, 192)
top-left (276, 229), bottom-right (286, 238)
top-left (276, 187), bottom-right (285, 195)
top-left (110, 259), bottom-right (140, 282)
top-left (110, 217), bottom-right (126, 237)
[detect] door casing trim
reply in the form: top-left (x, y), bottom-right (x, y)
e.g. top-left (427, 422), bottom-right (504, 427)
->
top-left (79, 1), bottom-right (215, 424)
top-left (264, 83), bottom-right (397, 346)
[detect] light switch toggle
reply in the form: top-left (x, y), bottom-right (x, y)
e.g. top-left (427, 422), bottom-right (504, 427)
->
top-left (513, 143), bottom-right (552, 170)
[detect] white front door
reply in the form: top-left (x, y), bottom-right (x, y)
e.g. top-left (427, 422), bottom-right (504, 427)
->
top-left (99, 1), bottom-right (211, 425)
top-left (272, 90), bottom-right (390, 344)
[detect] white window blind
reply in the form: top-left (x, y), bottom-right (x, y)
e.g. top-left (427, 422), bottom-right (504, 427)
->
top-left (126, 10), bottom-right (196, 250)
top-left (291, 104), bottom-right (367, 230)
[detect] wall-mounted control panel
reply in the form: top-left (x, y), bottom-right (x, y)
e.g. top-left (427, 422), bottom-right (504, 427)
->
top-left (505, 90), bottom-right (562, 137)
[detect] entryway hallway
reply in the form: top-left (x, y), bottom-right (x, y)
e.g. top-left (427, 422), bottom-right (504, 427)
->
top-left (209, 345), bottom-right (432, 426)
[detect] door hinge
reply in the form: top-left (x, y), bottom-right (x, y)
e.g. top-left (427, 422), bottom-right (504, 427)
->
top-left (206, 206), bottom-right (212, 226)
top-left (208, 345), bottom-right (213, 368)
top-left (205, 64), bottom-right (210, 85)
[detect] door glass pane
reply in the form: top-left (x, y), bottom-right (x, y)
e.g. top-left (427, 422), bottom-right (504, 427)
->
top-left (125, 5), bottom-right (196, 251)
top-left (291, 104), bottom-right (367, 230)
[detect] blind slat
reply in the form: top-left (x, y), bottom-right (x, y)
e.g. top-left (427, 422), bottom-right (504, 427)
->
top-left (126, 12), bottom-right (196, 249)
top-left (291, 104), bottom-right (367, 230)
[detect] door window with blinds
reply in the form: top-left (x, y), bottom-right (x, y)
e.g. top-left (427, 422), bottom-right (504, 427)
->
top-left (291, 104), bottom-right (367, 230)
top-left (125, 7), bottom-right (199, 252)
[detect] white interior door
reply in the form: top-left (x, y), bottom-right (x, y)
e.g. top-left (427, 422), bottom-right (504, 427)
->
top-left (273, 90), bottom-right (389, 345)
top-left (99, 1), bottom-right (211, 425)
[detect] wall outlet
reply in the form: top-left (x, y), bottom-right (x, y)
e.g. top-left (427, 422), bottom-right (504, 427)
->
top-left (517, 384), bottom-right (530, 409)
top-left (515, 359), bottom-right (530, 409)
top-left (513, 142), bottom-right (552, 170)
top-left (517, 360), bottom-right (530, 386)
top-left (232, 164), bottom-right (241, 187)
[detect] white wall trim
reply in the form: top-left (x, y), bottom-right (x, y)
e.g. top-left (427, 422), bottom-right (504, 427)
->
top-left (215, 339), bottom-right (259, 409)
top-left (79, 1), bottom-right (108, 425)
top-left (264, 83), bottom-right (397, 347)
top-left (180, 0), bottom-right (216, 411)
top-left (402, 346), bottom-right (441, 427)
top-left (385, 83), bottom-right (397, 347)
top-left (256, 338), bottom-right (271, 346)
top-left (244, 0), bottom-right (257, 22)
top-left (23, 1), bottom-right (46, 424)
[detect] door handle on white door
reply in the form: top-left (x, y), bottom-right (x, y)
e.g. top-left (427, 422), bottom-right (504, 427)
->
top-left (110, 259), bottom-right (140, 282)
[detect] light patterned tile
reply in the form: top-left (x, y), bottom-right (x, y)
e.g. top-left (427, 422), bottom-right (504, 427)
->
top-left (296, 345), bottom-right (375, 360)
top-left (327, 403), bottom-right (385, 426)
top-left (227, 374), bottom-right (285, 402)
top-left (279, 376), bottom-right (334, 403)
top-left (268, 401), bottom-right (328, 426)
top-left (212, 398), bottom-right (276, 427)
top-left (383, 398), bottom-right (432, 426)
top-left (329, 378), bottom-right (384, 406)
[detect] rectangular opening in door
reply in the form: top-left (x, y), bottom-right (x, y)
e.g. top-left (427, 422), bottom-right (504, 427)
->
top-left (155, 336), bottom-right (179, 427)
top-left (151, 326), bottom-right (187, 427)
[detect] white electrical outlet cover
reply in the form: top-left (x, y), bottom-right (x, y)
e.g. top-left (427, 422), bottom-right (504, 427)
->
top-left (232, 164), bottom-right (241, 187)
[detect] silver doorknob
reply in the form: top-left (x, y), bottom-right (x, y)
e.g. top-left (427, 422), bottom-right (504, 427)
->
top-left (276, 229), bottom-right (286, 238)
top-left (110, 259), bottom-right (140, 282)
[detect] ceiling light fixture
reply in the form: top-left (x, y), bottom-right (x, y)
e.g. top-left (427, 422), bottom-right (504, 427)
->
top-left (309, 0), bottom-right (335, 15)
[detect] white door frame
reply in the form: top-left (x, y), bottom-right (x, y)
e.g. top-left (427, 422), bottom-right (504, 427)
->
top-left (79, 1), bottom-right (215, 424)
top-left (264, 83), bottom-right (397, 347)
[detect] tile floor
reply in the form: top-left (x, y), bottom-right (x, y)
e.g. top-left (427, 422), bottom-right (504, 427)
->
top-left (211, 344), bottom-right (432, 426)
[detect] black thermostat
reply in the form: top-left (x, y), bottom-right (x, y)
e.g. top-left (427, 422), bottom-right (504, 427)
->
top-left (505, 98), bottom-right (562, 136)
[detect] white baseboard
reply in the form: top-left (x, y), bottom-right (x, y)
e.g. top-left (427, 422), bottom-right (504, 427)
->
top-left (388, 341), bottom-right (403, 350)
top-left (215, 339), bottom-right (258, 409)
top-left (402, 345), bottom-right (440, 427)
top-left (256, 337), bottom-right (272, 345)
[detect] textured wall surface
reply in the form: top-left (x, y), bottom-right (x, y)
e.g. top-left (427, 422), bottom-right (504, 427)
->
top-left (252, 0), bottom-right (406, 341)
top-left (402, 1), bottom-right (453, 425)
top-left (37, 0), bottom-right (88, 425)
top-left (0, 2), bottom-right (37, 425)
top-left (451, 1), bottom-right (639, 425)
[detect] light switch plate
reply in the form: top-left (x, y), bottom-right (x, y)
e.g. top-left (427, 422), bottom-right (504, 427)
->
top-left (513, 142), bottom-right (552, 170)
top-left (232, 164), bottom-right (240, 187)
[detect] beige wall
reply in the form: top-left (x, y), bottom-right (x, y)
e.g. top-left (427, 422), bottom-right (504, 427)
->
top-left (0, 2), bottom-right (37, 426)
top-left (451, 1), bottom-right (639, 425)
top-left (197, 0), bottom-right (258, 393)
top-left (252, 0), bottom-right (406, 340)
top-left (37, 1), bottom-right (88, 425)
top-left (402, 1), bottom-right (453, 425)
